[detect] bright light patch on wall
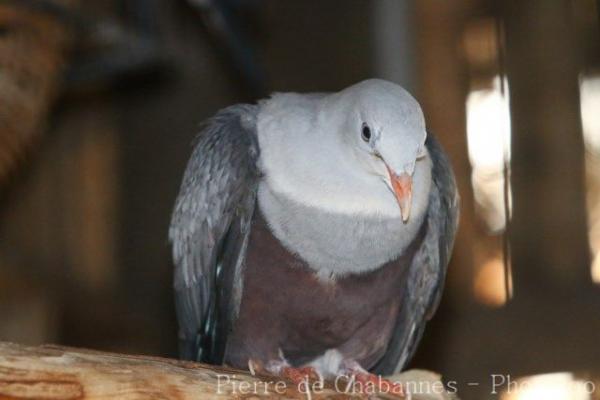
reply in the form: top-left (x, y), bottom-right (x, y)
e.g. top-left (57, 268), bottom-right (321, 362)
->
top-left (473, 256), bottom-right (510, 307)
top-left (588, 155), bottom-right (600, 284)
top-left (580, 75), bottom-right (600, 154)
top-left (466, 76), bottom-right (512, 233)
top-left (592, 252), bottom-right (600, 283)
top-left (580, 76), bottom-right (600, 284)
top-left (501, 373), bottom-right (592, 400)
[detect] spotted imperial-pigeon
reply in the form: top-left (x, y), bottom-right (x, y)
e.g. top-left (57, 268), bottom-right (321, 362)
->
top-left (169, 79), bottom-right (459, 385)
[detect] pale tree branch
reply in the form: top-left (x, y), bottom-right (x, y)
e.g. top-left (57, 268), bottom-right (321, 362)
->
top-left (0, 342), bottom-right (454, 399)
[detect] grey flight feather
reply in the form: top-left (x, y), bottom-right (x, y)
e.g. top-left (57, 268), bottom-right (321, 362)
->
top-left (169, 104), bottom-right (260, 363)
top-left (373, 133), bottom-right (459, 375)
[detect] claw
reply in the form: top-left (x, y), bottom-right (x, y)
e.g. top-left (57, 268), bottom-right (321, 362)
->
top-left (248, 359), bottom-right (258, 376)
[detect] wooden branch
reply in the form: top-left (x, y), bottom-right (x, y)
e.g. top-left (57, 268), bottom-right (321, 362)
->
top-left (0, 342), bottom-right (454, 399)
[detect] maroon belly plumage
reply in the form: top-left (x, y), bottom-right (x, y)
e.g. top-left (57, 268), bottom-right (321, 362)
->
top-left (223, 210), bottom-right (426, 370)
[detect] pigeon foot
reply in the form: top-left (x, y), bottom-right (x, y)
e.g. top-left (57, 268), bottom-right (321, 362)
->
top-left (340, 360), bottom-right (405, 398)
top-left (259, 358), bottom-right (321, 387)
top-left (281, 366), bottom-right (321, 386)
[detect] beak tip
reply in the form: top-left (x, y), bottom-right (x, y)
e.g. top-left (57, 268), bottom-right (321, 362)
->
top-left (385, 165), bottom-right (414, 223)
top-left (399, 199), bottom-right (411, 223)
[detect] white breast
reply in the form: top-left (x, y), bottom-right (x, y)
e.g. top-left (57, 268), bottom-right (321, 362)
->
top-left (256, 162), bottom-right (431, 277)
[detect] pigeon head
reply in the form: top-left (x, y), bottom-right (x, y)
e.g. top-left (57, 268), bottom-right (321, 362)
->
top-left (330, 79), bottom-right (428, 222)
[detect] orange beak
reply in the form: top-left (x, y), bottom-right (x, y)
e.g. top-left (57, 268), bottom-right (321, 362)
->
top-left (386, 166), bottom-right (413, 222)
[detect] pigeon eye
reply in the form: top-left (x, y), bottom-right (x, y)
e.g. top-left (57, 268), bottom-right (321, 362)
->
top-left (361, 124), bottom-right (371, 142)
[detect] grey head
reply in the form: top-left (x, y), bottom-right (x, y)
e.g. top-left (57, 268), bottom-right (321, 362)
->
top-left (318, 79), bottom-right (428, 221)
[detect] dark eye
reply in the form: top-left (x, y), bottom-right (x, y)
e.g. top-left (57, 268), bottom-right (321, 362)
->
top-left (361, 123), bottom-right (371, 142)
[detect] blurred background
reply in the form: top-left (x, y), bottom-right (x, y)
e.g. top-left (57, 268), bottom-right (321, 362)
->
top-left (0, 0), bottom-right (599, 399)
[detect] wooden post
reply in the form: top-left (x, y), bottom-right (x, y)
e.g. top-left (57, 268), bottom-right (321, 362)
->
top-left (504, 0), bottom-right (592, 296)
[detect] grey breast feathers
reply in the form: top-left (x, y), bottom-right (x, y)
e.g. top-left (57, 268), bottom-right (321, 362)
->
top-left (169, 104), bottom-right (261, 363)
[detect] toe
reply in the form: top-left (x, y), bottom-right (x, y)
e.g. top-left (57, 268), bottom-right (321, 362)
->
top-left (281, 366), bottom-right (319, 386)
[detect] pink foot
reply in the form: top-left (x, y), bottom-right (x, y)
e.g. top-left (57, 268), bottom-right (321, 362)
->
top-left (262, 358), bottom-right (320, 387)
top-left (353, 372), bottom-right (404, 397)
top-left (342, 361), bottom-right (404, 398)
top-left (281, 366), bottom-right (320, 386)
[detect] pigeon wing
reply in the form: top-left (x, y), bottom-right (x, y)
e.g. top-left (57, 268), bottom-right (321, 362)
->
top-left (169, 104), bottom-right (260, 363)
